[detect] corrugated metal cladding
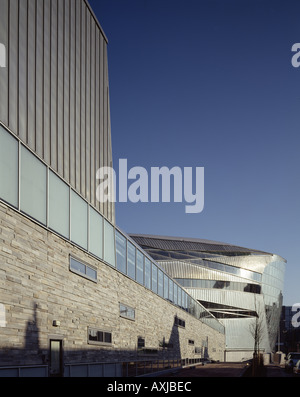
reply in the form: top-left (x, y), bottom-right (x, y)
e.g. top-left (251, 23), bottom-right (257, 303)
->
top-left (0, 0), bottom-right (114, 224)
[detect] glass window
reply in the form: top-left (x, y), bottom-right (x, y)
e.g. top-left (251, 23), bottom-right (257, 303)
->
top-left (174, 283), bottom-right (178, 306)
top-left (0, 126), bottom-right (18, 207)
top-left (169, 278), bottom-right (174, 302)
top-left (138, 337), bottom-right (145, 349)
top-left (103, 220), bottom-right (115, 267)
top-left (119, 303), bottom-right (135, 321)
top-left (164, 274), bottom-right (169, 299)
top-left (70, 190), bottom-right (88, 249)
top-left (136, 250), bottom-right (144, 285)
top-left (49, 171), bottom-right (70, 238)
top-left (70, 257), bottom-right (97, 282)
top-left (144, 258), bottom-right (151, 289)
top-left (151, 263), bottom-right (158, 294)
top-left (88, 328), bottom-right (112, 345)
top-left (20, 145), bottom-right (47, 224)
top-left (127, 241), bottom-right (136, 280)
top-left (158, 269), bottom-right (164, 297)
top-left (89, 207), bottom-right (103, 259)
top-left (177, 287), bottom-right (182, 308)
top-left (116, 231), bottom-right (126, 274)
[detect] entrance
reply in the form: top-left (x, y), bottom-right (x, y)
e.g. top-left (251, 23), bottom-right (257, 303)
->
top-left (49, 339), bottom-right (63, 377)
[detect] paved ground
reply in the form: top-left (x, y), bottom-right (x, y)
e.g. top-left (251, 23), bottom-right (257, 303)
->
top-left (159, 362), bottom-right (249, 377)
top-left (264, 364), bottom-right (294, 378)
top-left (158, 363), bottom-right (294, 377)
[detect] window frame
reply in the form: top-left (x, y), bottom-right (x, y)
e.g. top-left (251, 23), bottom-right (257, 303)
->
top-left (87, 327), bottom-right (113, 346)
top-left (69, 256), bottom-right (97, 283)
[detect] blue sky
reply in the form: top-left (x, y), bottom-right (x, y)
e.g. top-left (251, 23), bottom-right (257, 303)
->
top-left (89, 0), bottom-right (300, 306)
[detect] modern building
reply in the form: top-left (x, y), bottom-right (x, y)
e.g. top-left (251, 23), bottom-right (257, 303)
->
top-left (0, 0), bottom-right (225, 377)
top-left (130, 234), bottom-right (286, 362)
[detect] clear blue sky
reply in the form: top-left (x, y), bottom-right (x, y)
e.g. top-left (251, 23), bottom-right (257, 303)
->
top-left (89, 0), bottom-right (300, 306)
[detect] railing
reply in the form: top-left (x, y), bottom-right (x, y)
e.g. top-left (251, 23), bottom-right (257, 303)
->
top-left (0, 358), bottom-right (205, 377)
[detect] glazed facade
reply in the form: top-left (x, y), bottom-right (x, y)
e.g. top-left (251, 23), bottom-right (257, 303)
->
top-left (130, 235), bottom-right (286, 362)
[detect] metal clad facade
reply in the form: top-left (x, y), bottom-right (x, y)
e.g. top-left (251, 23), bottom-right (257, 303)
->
top-left (0, 0), bottom-right (114, 223)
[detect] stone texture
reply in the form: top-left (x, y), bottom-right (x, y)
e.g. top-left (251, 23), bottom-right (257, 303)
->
top-left (0, 202), bottom-right (225, 367)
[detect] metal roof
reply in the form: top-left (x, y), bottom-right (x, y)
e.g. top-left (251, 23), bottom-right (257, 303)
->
top-left (129, 234), bottom-right (272, 255)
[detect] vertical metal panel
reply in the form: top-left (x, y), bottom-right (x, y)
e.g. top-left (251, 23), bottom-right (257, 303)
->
top-left (36, 0), bottom-right (44, 158)
top-left (0, 0), bottom-right (9, 125)
top-left (50, 0), bottom-right (58, 171)
top-left (103, 45), bottom-right (108, 219)
top-left (43, 0), bottom-right (51, 165)
top-left (57, 0), bottom-right (64, 176)
top-left (8, 0), bottom-right (18, 134)
top-left (75, 0), bottom-right (81, 193)
top-left (63, 0), bottom-right (70, 182)
top-left (69, 0), bottom-right (76, 188)
top-left (85, 10), bottom-right (91, 203)
top-left (99, 35), bottom-right (104, 216)
top-left (27, 0), bottom-right (36, 149)
top-left (80, 0), bottom-right (86, 197)
top-left (94, 28), bottom-right (100, 212)
top-left (18, 0), bottom-right (27, 142)
top-left (90, 21), bottom-right (96, 208)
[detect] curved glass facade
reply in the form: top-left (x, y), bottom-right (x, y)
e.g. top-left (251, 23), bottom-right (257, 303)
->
top-left (130, 234), bottom-right (286, 362)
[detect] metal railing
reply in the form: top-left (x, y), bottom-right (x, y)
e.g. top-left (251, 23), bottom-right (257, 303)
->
top-left (0, 358), bottom-right (204, 377)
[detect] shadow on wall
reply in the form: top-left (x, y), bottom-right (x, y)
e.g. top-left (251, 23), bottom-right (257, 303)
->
top-left (0, 301), bottom-right (188, 377)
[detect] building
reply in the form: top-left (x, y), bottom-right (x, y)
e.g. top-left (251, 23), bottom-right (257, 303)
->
top-left (130, 234), bottom-right (286, 362)
top-left (0, 0), bottom-right (225, 377)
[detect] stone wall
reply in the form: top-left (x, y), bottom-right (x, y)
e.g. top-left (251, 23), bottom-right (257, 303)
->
top-left (0, 202), bottom-right (225, 367)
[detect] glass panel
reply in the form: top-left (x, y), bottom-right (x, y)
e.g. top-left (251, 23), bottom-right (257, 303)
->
top-left (151, 263), bottom-right (158, 294)
top-left (158, 269), bottom-right (164, 297)
top-left (70, 190), bottom-right (88, 249)
top-left (127, 241), bottom-right (136, 280)
top-left (86, 266), bottom-right (97, 281)
top-left (70, 257), bottom-right (85, 276)
top-left (174, 283), bottom-right (178, 305)
top-left (0, 126), bottom-right (18, 207)
top-left (20, 145), bottom-right (47, 224)
top-left (169, 278), bottom-right (174, 302)
top-left (177, 287), bottom-right (182, 307)
top-left (120, 303), bottom-right (135, 320)
top-left (103, 220), bottom-right (115, 267)
top-left (89, 206), bottom-right (103, 259)
top-left (144, 258), bottom-right (151, 289)
top-left (136, 250), bottom-right (144, 285)
top-left (116, 231), bottom-right (126, 274)
top-left (49, 171), bottom-right (70, 238)
top-left (164, 274), bottom-right (169, 299)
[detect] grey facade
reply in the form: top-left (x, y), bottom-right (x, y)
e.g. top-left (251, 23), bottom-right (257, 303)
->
top-left (0, 0), bottom-right (114, 223)
top-left (0, 0), bottom-right (225, 376)
top-left (130, 234), bottom-right (286, 362)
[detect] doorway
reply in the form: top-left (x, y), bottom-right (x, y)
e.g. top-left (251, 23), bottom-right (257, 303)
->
top-left (49, 339), bottom-right (63, 377)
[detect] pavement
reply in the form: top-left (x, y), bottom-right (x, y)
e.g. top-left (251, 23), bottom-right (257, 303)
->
top-left (158, 362), bottom-right (249, 377)
top-left (158, 362), bottom-right (294, 377)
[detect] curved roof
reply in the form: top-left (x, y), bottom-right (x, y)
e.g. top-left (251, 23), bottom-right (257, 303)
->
top-left (129, 234), bottom-right (273, 256)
